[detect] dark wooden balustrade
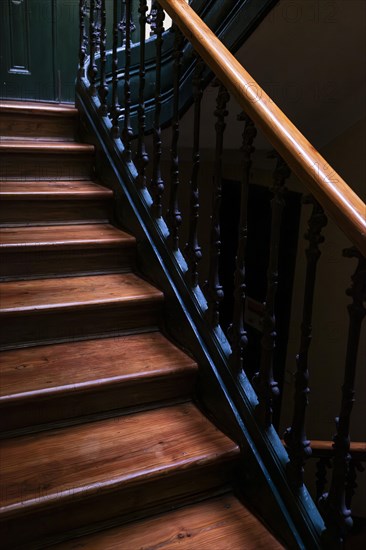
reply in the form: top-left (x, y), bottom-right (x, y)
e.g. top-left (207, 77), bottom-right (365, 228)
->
top-left (77, 1), bottom-right (366, 546)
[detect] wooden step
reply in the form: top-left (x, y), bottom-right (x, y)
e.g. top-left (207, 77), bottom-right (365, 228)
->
top-left (0, 224), bottom-right (136, 279)
top-left (0, 273), bottom-right (163, 349)
top-left (0, 100), bottom-right (78, 141)
top-left (0, 403), bottom-right (240, 548)
top-left (0, 332), bottom-right (197, 432)
top-left (0, 141), bottom-right (94, 181)
top-left (0, 180), bottom-right (113, 225)
top-left (52, 493), bottom-right (284, 550)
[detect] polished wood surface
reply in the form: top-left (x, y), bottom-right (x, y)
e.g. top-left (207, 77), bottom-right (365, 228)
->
top-left (0, 223), bottom-right (134, 250)
top-left (311, 440), bottom-right (366, 461)
top-left (0, 180), bottom-right (113, 199)
top-left (0, 274), bottom-right (163, 347)
top-left (0, 403), bottom-right (239, 512)
top-left (0, 224), bottom-right (136, 279)
top-left (0, 140), bottom-right (94, 153)
top-left (0, 332), bottom-right (198, 431)
top-left (159, 0), bottom-right (366, 254)
top-left (0, 100), bottom-right (278, 549)
top-left (53, 493), bottom-right (284, 549)
top-left (0, 101), bottom-right (78, 116)
top-left (0, 180), bottom-right (112, 225)
top-left (0, 332), bottom-right (195, 400)
top-left (0, 272), bottom-right (162, 314)
top-left (0, 152), bottom-right (94, 181)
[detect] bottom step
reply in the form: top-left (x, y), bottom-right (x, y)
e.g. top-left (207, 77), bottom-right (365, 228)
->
top-left (53, 494), bottom-right (284, 549)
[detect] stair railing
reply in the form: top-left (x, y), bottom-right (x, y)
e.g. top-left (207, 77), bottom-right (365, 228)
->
top-left (77, 1), bottom-right (366, 547)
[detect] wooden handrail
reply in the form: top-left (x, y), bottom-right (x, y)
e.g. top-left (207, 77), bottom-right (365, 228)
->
top-left (159, 0), bottom-right (366, 255)
top-left (282, 440), bottom-right (366, 461)
top-left (310, 440), bottom-right (366, 461)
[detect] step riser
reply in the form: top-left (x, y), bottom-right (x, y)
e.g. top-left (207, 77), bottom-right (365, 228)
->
top-left (0, 247), bottom-right (135, 280)
top-left (0, 199), bottom-right (111, 225)
top-left (0, 113), bottom-right (77, 142)
top-left (0, 301), bottom-right (162, 349)
top-left (0, 153), bottom-right (93, 181)
top-left (0, 372), bottom-right (197, 432)
top-left (1, 461), bottom-right (237, 549)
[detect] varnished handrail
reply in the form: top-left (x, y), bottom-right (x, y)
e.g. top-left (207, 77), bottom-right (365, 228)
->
top-left (311, 440), bottom-right (366, 461)
top-left (159, 0), bottom-right (366, 255)
top-left (282, 440), bottom-right (366, 461)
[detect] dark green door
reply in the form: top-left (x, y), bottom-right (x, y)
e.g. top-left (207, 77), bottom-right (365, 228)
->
top-left (0, 0), bottom-right (79, 103)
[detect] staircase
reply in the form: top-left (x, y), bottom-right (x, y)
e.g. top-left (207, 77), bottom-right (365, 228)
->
top-left (0, 102), bottom-right (284, 549)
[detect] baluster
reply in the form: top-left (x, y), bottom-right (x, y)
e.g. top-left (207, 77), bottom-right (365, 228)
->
top-left (147, 1), bottom-right (158, 36)
top-left (136, 0), bottom-right (149, 188)
top-left (206, 83), bottom-right (230, 327)
top-left (167, 26), bottom-right (184, 251)
top-left (252, 153), bottom-right (291, 427)
top-left (95, 0), bottom-right (102, 53)
top-left (150, 3), bottom-right (165, 218)
top-left (228, 114), bottom-right (257, 374)
top-left (119, 0), bottom-right (136, 46)
top-left (98, 0), bottom-right (108, 115)
top-left (320, 248), bottom-right (366, 547)
top-left (78, 1), bottom-right (88, 79)
top-left (185, 58), bottom-right (204, 287)
top-left (111, 0), bottom-right (121, 138)
top-left (284, 197), bottom-right (328, 486)
top-left (122, 0), bottom-right (133, 161)
top-left (316, 457), bottom-right (332, 503)
top-left (87, 0), bottom-right (98, 96)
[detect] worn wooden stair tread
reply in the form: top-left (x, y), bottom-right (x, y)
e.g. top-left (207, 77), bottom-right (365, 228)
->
top-left (0, 332), bottom-right (197, 403)
top-left (53, 493), bottom-right (283, 550)
top-left (0, 403), bottom-right (239, 515)
top-left (0, 100), bottom-right (78, 116)
top-left (0, 273), bottom-right (163, 314)
top-left (0, 140), bottom-right (94, 153)
top-left (0, 180), bottom-right (113, 199)
top-left (0, 224), bottom-right (135, 250)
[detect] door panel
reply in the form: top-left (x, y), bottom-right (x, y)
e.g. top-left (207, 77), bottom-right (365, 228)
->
top-left (1, 0), bottom-right (117, 103)
top-left (1, 0), bottom-right (55, 101)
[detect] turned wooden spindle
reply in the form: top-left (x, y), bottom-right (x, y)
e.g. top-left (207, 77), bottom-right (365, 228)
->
top-left (185, 58), bottom-right (204, 288)
top-left (206, 82), bottom-right (230, 327)
top-left (150, 3), bottom-right (165, 218)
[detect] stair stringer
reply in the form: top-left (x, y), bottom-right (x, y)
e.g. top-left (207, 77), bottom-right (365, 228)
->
top-left (76, 82), bottom-right (325, 550)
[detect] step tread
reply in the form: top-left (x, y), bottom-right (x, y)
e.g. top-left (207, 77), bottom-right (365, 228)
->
top-left (52, 494), bottom-right (283, 550)
top-left (0, 140), bottom-right (94, 153)
top-left (0, 180), bottom-right (113, 199)
top-left (0, 403), bottom-right (239, 514)
top-left (0, 101), bottom-right (78, 117)
top-left (0, 224), bottom-right (135, 250)
top-left (0, 273), bottom-right (163, 314)
top-left (0, 332), bottom-right (197, 402)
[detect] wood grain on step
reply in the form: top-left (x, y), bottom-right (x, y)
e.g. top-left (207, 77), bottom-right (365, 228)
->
top-left (0, 180), bottom-right (112, 199)
top-left (0, 101), bottom-right (78, 116)
top-left (0, 152), bottom-right (93, 181)
top-left (0, 224), bottom-right (135, 250)
top-left (0, 403), bottom-right (239, 514)
top-left (0, 113), bottom-right (77, 142)
top-left (0, 140), bottom-right (94, 153)
top-left (53, 494), bottom-right (284, 550)
top-left (0, 333), bottom-right (197, 430)
top-left (0, 332), bottom-right (196, 401)
top-left (0, 273), bottom-right (162, 315)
